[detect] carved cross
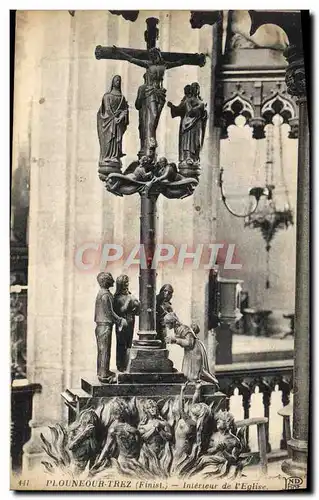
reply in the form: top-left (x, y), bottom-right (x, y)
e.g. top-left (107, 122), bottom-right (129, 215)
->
top-left (95, 17), bottom-right (206, 67)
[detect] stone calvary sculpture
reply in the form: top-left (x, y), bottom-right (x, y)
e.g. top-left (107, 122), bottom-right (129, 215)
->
top-left (42, 15), bottom-right (253, 484)
top-left (93, 16), bottom-right (210, 386)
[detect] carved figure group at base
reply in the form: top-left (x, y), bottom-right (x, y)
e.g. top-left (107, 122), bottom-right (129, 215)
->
top-left (94, 276), bottom-right (219, 389)
top-left (41, 391), bottom-right (250, 480)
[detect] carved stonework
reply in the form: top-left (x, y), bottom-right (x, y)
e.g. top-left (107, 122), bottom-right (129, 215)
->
top-left (261, 91), bottom-right (296, 125)
top-left (288, 117), bottom-right (299, 139)
top-left (284, 47), bottom-right (306, 99)
top-left (217, 79), bottom-right (298, 140)
top-left (249, 117), bottom-right (266, 140)
top-left (103, 155), bottom-right (198, 200)
top-left (220, 92), bottom-right (254, 139)
top-left (41, 393), bottom-right (250, 480)
top-left (11, 290), bottom-right (27, 380)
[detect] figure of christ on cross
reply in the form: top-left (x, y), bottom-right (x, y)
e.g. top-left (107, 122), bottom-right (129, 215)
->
top-left (111, 45), bottom-right (205, 156)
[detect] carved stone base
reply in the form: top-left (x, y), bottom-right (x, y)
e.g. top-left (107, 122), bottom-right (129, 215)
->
top-left (117, 371), bottom-right (186, 384)
top-left (98, 159), bottom-right (122, 180)
top-left (281, 438), bottom-right (308, 478)
top-left (23, 420), bottom-right (59, 472)
top-left (178, 160), bottom-right (201, 180)
top-left (281, 459), bottom-right (307, 479)
top-left (62, 380), bottom-right (225, 423)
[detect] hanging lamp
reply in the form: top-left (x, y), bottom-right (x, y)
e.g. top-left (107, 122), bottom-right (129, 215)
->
top-left (244, 115), bottom-right (294, 288)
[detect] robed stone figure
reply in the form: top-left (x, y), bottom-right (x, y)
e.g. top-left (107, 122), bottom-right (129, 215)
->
top-left (164, 312), bottom-right (218, 386)
top-left (97, 75), bottom-right (129, 174)
top-left (113, 275), bottom-right (140, 372)
top-left (156, 284), bottom-right (174, 348)
top-left (167, 82), bottom-right (207, 165)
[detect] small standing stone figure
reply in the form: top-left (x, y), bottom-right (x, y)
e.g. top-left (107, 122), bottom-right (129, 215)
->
top-left (113, 275), bottom-right (140, 372)
top-left (164, 313), bottom-right (219, 386)
top-left (167, 82), bottom-right (207, 179)
top-left (156, 284), bottom-right (174, 348)
top-left (97, 75), bottom-right (129, 177)
top-left (94, 272), bottom-right (127, 383)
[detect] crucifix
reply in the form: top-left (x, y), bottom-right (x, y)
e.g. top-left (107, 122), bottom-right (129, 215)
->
top-left (95, 17), bottom-right (207, 380)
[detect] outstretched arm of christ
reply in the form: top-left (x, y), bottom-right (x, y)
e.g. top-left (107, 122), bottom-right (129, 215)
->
top-left (112, 46), bottom-right (149, 69)
top-left (165, 53), bottom-right (206, 70)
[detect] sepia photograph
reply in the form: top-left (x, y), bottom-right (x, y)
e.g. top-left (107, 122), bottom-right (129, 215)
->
top-left (10, 8), bottom-right (310, 491)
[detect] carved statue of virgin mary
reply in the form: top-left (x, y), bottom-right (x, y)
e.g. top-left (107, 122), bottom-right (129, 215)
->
top-left (97, 75), bottom-right (129, 176)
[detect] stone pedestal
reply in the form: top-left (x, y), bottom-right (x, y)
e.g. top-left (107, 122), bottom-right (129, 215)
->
top-left (62, 378), bottom-right (225, 424)
top-left (126, 346), bottom-right (176, 374)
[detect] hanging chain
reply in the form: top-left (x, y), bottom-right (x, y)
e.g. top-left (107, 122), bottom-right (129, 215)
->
top-left (265, 125), bottom-right (273, 186)
top-left (271, 121), bottom-right (275, 186)
top-left (266, 250), bottom-right (270, 289)
top-left (279, 120), bottom-right (292, 211)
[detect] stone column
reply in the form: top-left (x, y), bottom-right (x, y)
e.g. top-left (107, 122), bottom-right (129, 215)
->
top-left (191, 21), bottom-right (222, 344)
top-left (22, 10), bottom-right (109, 470)
top-left (282, 38), bottom-right (309, 478)
top-left (22, 11), bottom-right (77, 470)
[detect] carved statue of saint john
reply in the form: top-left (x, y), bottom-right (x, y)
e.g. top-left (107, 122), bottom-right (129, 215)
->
top-left (167, 82), bottom-right (207, 166)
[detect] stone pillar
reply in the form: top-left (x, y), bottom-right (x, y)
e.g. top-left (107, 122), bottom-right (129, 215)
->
top-left (215, 278), bottom-right (243, 365)
top-left (21, 11), bottom-right (75, 469)
top-left (190, 22), bottom-right (222, 344)
top-left (21, 10), bottom-right (108, 470)
top-left (282, 38), bottom-right (309, 478)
